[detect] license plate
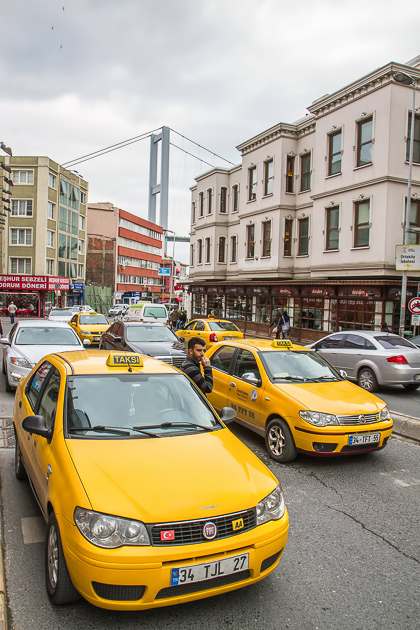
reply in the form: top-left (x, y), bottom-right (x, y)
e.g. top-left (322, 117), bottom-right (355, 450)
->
top-left (170, 552), bottom-right (249, 586)
top-left (414, 375), bottom-right (420, 381)
top-left (224, 336), bottom-right (234, 340)
top-left (348, 433), bottom-right (380, 446)
top-left (93, 337), bottom-right (100, 342)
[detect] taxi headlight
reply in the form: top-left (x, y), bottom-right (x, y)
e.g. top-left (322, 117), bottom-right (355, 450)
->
top-left (379, 405), bottom-right (391, 421)
top-left (256, 485), bottom-right (285, 525)
top-left (299, 410), bottom-right (339, 426)
top-left (80, 330), bottom-right (91, 335)
top-left (74, 507), bottom-right (150, 548)
top-left (10, 357), bottom-right (32, 368)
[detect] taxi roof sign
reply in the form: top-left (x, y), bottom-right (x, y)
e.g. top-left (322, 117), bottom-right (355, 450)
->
top-left (271, 339), bottom-right (293, 349)
top-left (106, 353), bottom-right (143, 368)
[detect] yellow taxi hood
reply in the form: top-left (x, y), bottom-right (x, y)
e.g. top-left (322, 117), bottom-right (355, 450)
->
top-left (275, 379), bottom-right (386, 415)
top-left (65, 429), bottom-right (277, 522)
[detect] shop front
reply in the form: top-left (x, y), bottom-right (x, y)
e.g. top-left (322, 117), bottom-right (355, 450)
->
top-left (0, 275), bottom-right (70, 318)
top-left (190, 280), bottom-right (418, 342)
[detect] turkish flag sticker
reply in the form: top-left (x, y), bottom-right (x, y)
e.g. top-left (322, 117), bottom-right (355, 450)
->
top-left (160, 530), bottom-right (175, 541)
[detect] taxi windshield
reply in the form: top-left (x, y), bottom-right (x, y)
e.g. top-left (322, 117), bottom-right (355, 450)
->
top-left (49, 309), bottom-right (73, 317)
top-left (126, 326), bottom-right (177, 343)
top-left (66, 373), bottom-right (220, 438)
top-left (261, 350), bottom-right (341, 383)
top-left (208, 321), bottom-right (239, 332)
top-left (79, 315), bottom-right (108, 325)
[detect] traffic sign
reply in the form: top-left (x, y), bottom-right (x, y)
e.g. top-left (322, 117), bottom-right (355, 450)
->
top-left (158, 268), bottom-right (170, 276)
top-left (408, 297), bottom-right (420, 314)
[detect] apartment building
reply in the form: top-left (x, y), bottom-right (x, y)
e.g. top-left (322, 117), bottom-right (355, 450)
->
top-left (87, 202), bottom-right (163, 304)
top-left (189, 56), bottom-right (420, 341)
top-left (0, 156), bottom-right (88, 313)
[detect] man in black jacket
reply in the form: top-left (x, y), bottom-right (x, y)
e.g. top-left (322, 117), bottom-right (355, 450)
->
top-left (181, 337), bottom-right (213, 395)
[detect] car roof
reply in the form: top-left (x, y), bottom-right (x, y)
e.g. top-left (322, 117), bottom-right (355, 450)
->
top-left (119, 322), bottom-right (166, 327)
top-left (14, 320), bottom-right (76, 329)
top-left (328, 330), bottom-right (400, 337)
top-left (51, 350), bottom-right (181, 376)
top-left (210, 338), bottom-right (308, 352)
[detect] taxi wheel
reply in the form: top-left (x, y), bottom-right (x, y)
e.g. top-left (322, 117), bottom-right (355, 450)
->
top-left (45, 513), bottom-right (81, 605)
top-left (14, 429), bottom-right (27, 480)
top-left (265, 418), bottom-right (297, 463)
top-left (357, 368), bottom-right (378, 392)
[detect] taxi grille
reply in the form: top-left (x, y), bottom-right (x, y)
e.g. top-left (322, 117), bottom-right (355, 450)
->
top-left (155, 570), bottom-right (250, 599)
top-left (156, 355), bottom-right (186, 368)
top-left (150, 509), bottom-right (257, 546)
top-left (92, 582), bottom-right (145, 601)
top-left (337, 413), bottom-right (380, 425)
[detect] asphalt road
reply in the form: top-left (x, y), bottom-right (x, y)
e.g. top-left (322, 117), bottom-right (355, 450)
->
top-left (1, 430), bottom-right (419, 630)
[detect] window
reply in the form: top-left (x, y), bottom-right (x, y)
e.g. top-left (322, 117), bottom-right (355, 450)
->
top-left (218, 236), bottom-right (226, 263)
top-left (230, 235), bottom-right (237, 263)
top-left (210, 345), bottom-right (237, 373)
top-left (48, 202), bottom-right (55, 219)
top-left (47, 230), bottom-right (54, 248)
top-left (328, 130), bottom-right (342, 175)
top-left (27, 361), bottom-right (53, 409)
top-left (409, 199), bottom-right (420, 244)
top-left (12, 170), bottom-right (33, 184)
top-left (264, 159), bottom-right (274, 195)
top-left (10, 258), bottom-right (31, 273)
top-left (326, 207), bottom-right (339, 250)
top-left (207, 188), bottom-right (213, 215)
top-left (300, 154), bottom-right (311, 191)
top-left (190, 244), bottom-right (194, 266)
top-left (246, 224), bottom-right (255, 258)
top-left (298, 217), bottom-right (309, 255)
top-left (78, 239), bottom-right (84, 253)
top-left (248, 166), bottom-right (257, 201)
top-left (11, 199), bottom-right (33, 216)
top-left (78, 264), bottom-right (84, 277)
top-left (38, 368), bottom-right (60, 430)
top-left (205, 237), bottom-right (211, 263)
top-left (232, 185), bottom-right (239, 212)
top-left (233, 349), bottom-right (261, 382)
top-left (407, 112), bottom-right (420, 164)
top-left (220, 187), bottom-right (227, 213)
top-left (80, 192), bottom-right (86, 204)
top-left (191, 201), bottom-right (196, 223)
top-left (10, 228), bottom-right (32, 246)
top-left (199, 192), bottom-right (204, 217)
top-left (262, 221), bottom-right (271, 257)
top-left (79, 214), bottom-right (85, 231)
top-left (46, 259), bottom-right (54, 275)
top-left (197, 239), bottom-right (203, 264)
top-left (286, 155), bottom-right (295, 193)
top-left (48, 173), bottom-right (56, 188)
top-left (284, 218), bottom-right (293, 256)
top-left (357, 116), bottom-right (373, 166)
top-left (354, 200), bottom-right (370, 247)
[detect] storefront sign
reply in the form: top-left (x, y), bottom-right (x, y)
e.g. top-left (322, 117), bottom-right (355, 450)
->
top-left (270, 286), bottom-right (299, 296)
top-left (246, 286), bottom-right (269, 296)
top-left (396, 245), bottom-right (420, 270)
top-left (225, 287), bottom-right (245, 295)
top-left (0, 275), bottom-right (69, 291)
top-left (206, 286), bottom-right (224, 294)
top-left (301, 286), bottom-right (336, 297)
top-left (337, 287), bottom-right (381, 298)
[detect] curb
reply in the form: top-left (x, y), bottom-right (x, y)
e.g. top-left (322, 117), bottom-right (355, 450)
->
top-left (0, 504), bottom-right (6, 630)
top-left (391, 411), bottom-right (420, 443)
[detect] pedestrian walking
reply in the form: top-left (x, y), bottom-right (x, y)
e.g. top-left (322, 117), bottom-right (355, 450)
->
top-left (281, 311), bottom-right (291, 339)
top-left (178, 309), bottom-right (187, 329)
top-left (270, 311), bottom-right (283, 340)
top-left (181, 337), bottom-right (213, 396)
top-left (8, 301), bottom-right (17, 324)
top-left (170, 307), bottom-right (179, 331)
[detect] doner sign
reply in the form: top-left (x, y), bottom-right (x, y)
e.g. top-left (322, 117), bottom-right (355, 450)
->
top-left (395, 245), bottom-right (420, 271)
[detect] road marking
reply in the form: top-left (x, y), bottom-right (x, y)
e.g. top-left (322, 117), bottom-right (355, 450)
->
top-left (21, 516), bottom-right (45, 544)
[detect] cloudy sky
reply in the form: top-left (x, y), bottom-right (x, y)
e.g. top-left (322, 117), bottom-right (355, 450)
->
top-left (2, 0), bottom-right (419, 263)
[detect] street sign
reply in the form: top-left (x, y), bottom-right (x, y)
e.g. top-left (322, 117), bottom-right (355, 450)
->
top-left (411, 315), bottom-right (420, 326)
top-left (395, 245), bottom-right (420, 270)
top-left (158, 268), bottom-right (170, 276)
top-left (408, 297), bottom-right (420, 314)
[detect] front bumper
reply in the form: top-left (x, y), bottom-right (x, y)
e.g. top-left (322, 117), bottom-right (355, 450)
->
top-left (57, 511), bottom-right (289, 610)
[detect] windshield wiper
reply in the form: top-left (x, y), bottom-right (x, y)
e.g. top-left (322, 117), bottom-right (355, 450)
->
top-left (68, 425), bottom-right (131, 436)
top-left (273, 375), bottom-right (305, 381)
top-left (133, 422), bottom-right (213, 432)
top-left (304, 376), bottom-right (339, 382)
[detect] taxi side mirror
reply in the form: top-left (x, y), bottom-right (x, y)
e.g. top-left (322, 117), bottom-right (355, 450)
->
top-left (242, 372), bottom-right (262, 387)
top-left (339, 370), bottom-right (347, 379)
top-left (22, 415), bottom-right (53, 443)
top-left (220, 407), bottom-right (236, 425)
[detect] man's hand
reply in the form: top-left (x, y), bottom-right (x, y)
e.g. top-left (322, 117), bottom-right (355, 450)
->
top-left (201, 356), bottom-right (211, 368)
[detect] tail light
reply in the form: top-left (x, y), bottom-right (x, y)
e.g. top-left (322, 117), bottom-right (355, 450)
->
top-left (242, 333), bottom-right (245, 338)
top-left (386, 355), bottom-right (408, 364)
top-left (209, 333), bottom-right (218, 343)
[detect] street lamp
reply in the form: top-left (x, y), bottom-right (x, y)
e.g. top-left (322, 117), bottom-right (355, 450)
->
top-left (393, 71), bottom-right (417, 336)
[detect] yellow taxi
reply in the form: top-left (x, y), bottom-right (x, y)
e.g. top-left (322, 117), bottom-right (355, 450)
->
top-left (176, 317), bottom-right (244, 347)
top-left (205, 339), bottom-right (393, 463)
top-left (69, 311), bottom-right (110, 345)
top-left (13, 350), bottom-right (289, 610)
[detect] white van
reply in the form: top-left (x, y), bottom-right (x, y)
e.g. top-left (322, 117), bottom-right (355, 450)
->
top-left (124, 302), bottom-right (169, 325)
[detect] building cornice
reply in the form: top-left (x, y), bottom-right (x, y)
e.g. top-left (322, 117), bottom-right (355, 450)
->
top-left (311, 175), bottom-right (420, 200)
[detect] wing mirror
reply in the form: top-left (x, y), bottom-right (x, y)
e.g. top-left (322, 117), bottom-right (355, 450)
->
top-left (22, 415), bottom-right (53, 443)
top-left (0, 337), bottom-right (10, 346)
top-left (242, 372), bottom-right (262, 387)
top-left (220, 407), bottom-right (236, 424)
top-left (339, 370), bottom-right (347, 379)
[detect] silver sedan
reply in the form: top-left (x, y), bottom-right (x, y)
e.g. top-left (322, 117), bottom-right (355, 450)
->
top-left (307, 330), bottom-right (420, 392)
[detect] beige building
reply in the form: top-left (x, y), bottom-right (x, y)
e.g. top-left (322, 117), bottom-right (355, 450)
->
top-left (189, 56), bottom-right (420, 341)
top-left (0, 156), bottom-right (88, 310)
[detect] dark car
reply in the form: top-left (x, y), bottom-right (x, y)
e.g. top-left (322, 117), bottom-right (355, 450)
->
top-left (99, 321), bottom-right (187, 367)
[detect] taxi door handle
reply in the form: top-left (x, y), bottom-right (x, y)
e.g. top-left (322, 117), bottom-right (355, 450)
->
top-left (230, 382), bottom-right (236, 387)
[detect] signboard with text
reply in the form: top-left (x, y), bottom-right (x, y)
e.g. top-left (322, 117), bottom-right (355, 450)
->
top-left (395, 245), bottom-right (420, 270)
top-left (0, 275), bottom-right (70, 291)
top-left (158, 268), bottom-right (170, 276)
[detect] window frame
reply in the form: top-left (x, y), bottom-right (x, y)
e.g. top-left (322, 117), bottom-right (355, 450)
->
top-left (10, 228), bottom-right (32, 246)
top-left (218, 236), bottom-right (226, 263)
top-left (10, 257), bottom-right (32, 274)
top-left (47, 230), bottom-right (54, 248)
top-left (197, 239), bottom-right (203, 264)
top-left (207, 188), bottom-right (213, 215)
top-left (246, 224), bottom-right (255, 259)
top-left (199, 192), bottom-right (204, 217)
top-left (409, 198), bottom-right (420, 245)
top-left (11, 199), bottom-right (33, 217)
top-left (284, 218), bottom-right (293, 256)
top-left (262, 220), bottom-right (271, 257)
top-left (12, 170), bottom-right (34, 185)
top-left (264, 159), bottom-right (274, 196)
top-left (353, 199), bottom-right (370, 248)
top-left (328, 130), bottom-right (342, 176)
top-left (232, 185), bottom-right (239, 213)
top-left (325, 206), bottom-right (340, 250)
top-left (298, 217), bottom-right (309, 256)
top-left (220, 187), bottom-right (227, 213)
top-left (300, 153), bottom-right (311, 192)
top-left (407, 112), bottom-right (420, 164)
top-left (286, 155), bottom-right (295, 193)
top-left (205, 237), bottom-right (211, 263)
top-left (230, 235), bottom-right (237, 263)
top-left (356, 116), bottom-right (373, 167)
top-left (191, 201), bottom-right (196, 224)
top-left (248, 166), bottom-right (257, 201)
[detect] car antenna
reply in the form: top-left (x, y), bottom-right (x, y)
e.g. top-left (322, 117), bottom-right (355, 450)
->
top-left (128, 364), bottom-right (132, 372)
